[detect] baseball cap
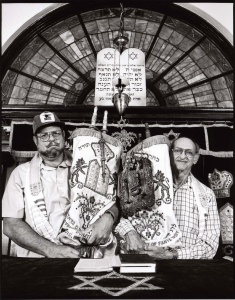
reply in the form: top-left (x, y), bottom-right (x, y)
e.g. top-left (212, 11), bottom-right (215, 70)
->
top-left (33, 111), bottom-right (64, 135)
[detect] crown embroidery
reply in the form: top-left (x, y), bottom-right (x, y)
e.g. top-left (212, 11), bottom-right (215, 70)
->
top-left (208, 169), bottom-right (233, 198)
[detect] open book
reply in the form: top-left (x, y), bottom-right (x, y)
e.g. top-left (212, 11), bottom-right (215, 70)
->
top-left (120, 254), bottom-right (156, 273)
top-left (74, 255), bottom-right (121, 273)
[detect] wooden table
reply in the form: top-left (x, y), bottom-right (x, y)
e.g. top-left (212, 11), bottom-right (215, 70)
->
top-left (1, 257), bottom-right (234, 299)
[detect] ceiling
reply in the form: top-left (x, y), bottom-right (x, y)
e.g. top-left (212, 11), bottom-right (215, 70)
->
top-left (1, 1), bottom-right (233, 110)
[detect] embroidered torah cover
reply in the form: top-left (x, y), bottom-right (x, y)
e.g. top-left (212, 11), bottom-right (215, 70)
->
top-left (62, 128), bottom-right (122, 242)
top-left (119, 135), bottom-right (182, 248)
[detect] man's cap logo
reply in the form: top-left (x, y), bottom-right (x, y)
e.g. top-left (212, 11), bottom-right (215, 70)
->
top-left (40, 112), bottom-right (55, 123)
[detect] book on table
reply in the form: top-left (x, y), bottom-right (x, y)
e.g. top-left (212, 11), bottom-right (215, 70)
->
top-left (74, 255), bottom-right (121, 273)
top-left (120, 254), bottom-right (156, 273)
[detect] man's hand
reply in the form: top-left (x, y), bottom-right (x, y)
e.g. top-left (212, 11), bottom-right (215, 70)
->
top-left (82, 213), bottom-right (114, 245)
top-left (3, 217), bottom-right (81, 258)
top-left (140, 245), bottom-right (174, 259)
top-left (125, 230), bottom-right (145, 253)
top-left (47, 244), bottom-right (81, 258)
top-left (58, 231), bottom-right (81, 246)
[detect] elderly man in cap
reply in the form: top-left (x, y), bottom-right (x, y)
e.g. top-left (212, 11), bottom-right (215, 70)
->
top-left (2, 111), bottom-right (118, 257)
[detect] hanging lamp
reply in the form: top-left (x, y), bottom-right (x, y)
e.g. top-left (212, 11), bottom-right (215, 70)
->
top-left (112, 3), bottom-right (130, 116)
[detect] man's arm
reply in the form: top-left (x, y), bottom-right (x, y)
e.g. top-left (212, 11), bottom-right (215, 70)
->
top-left (115, 217), bottom-right (145, 252)
top-left (141, 191), bottom-right (220, 259)
top-left (81, 203), bottom-right (119, 246)
top-left (3, 217), bottom-right (80, 258)
top-left (104, 202), bottom-right (119, 224)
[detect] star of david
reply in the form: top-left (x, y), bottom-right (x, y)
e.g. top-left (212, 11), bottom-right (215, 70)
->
top-left (163, 129), bottom-right (180, 142)
top-left (104, 52), bottom-right (113, 60)
top-left (68, 270), bottom-right (163, 297)
top-left (117, 116), bottom-right (127, 129)
top-left (129, 52), bottom-right (138, 60)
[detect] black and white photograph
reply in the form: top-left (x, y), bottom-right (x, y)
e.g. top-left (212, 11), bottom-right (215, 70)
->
top-left (1, 1), bottom-right (234, 299)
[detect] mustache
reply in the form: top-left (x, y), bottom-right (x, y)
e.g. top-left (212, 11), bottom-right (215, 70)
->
top-left (46, 142), bottom-right (60, 148)
top-left (176, 159), bottom-right (188, 162)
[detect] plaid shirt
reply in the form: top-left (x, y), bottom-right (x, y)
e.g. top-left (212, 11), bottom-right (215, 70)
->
top-left (115, 174), bottom-right (220, 259)
top-left (173, 175), bottom-right (220, 259)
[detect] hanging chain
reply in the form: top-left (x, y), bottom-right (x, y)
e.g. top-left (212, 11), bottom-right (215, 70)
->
top-left (119, 3), bottom-right (124, 37)
top-left (128, 47), bottom-right (130, 99)
top-left (118, 4), bottom-right (124, 79)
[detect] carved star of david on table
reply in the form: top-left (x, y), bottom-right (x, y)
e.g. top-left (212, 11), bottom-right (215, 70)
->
top-left (68, 270), bottom-right (163, 297)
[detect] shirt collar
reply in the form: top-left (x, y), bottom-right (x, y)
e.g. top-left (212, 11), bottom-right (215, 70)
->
top-left (173, 173), bottom-right (192, 190)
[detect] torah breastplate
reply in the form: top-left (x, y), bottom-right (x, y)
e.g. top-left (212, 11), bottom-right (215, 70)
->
top-left (119, 154), bottom-right (155, 218)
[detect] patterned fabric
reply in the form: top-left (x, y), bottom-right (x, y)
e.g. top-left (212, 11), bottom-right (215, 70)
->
top-left (25, 153), bottom-right (61, 244)
top-left (29, 153), bottom-right (47, 215)
top-left (208, 169), bottom-right (233, 198)
top-left (119, 153), bottom-right (155, 217)
top-left (116, 173), bottom-right (220, 258)
top-left (219, 203), bottom-right (233, 244)
top-left (116, 135), bottom-right (182, 248)
top-left (115, 218), bottom-right (136, 237)
top-left (29, 204), bottom-right (59, 244)
top-left (62, 128), bottom-right (122, 245)
top-left (174, 174), bottom-right (220, 259)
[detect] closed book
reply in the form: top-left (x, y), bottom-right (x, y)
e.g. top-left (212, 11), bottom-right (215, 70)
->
top-left (120, 254), bottom-right (156, 273)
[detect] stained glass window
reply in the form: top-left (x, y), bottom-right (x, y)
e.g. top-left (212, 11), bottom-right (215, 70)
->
top-left (1, 6), bottom-right (233, 108)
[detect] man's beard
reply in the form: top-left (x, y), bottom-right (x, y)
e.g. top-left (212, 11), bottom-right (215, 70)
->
top-left (39, 142), bottom-right (63, 159)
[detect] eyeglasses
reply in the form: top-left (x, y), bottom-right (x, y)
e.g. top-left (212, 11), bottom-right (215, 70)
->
top-left (37, 130), bottom-right (62, 142)
top-left (172, 148), bottom-right (195, 159)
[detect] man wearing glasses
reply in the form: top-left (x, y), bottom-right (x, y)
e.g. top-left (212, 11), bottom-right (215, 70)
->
top-left (142, 137), bottom-right (220, 259)
top-left (170, 137), bottom-right (220, 259)
top-left (2, 111), bottom-right (117, 257)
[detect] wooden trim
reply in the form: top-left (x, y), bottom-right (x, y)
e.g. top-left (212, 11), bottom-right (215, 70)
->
top-left (2, 106), bottom-right (233, 123)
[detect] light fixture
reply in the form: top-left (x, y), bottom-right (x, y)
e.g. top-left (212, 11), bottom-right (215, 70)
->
top-left (112, 3), bottom-right (130, 116)
top-left (112, 93), bottom-right (130, 116)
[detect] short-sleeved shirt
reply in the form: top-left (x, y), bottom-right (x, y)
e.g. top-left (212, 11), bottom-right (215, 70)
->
top-left (2, 152), bottom-right (72, 257)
